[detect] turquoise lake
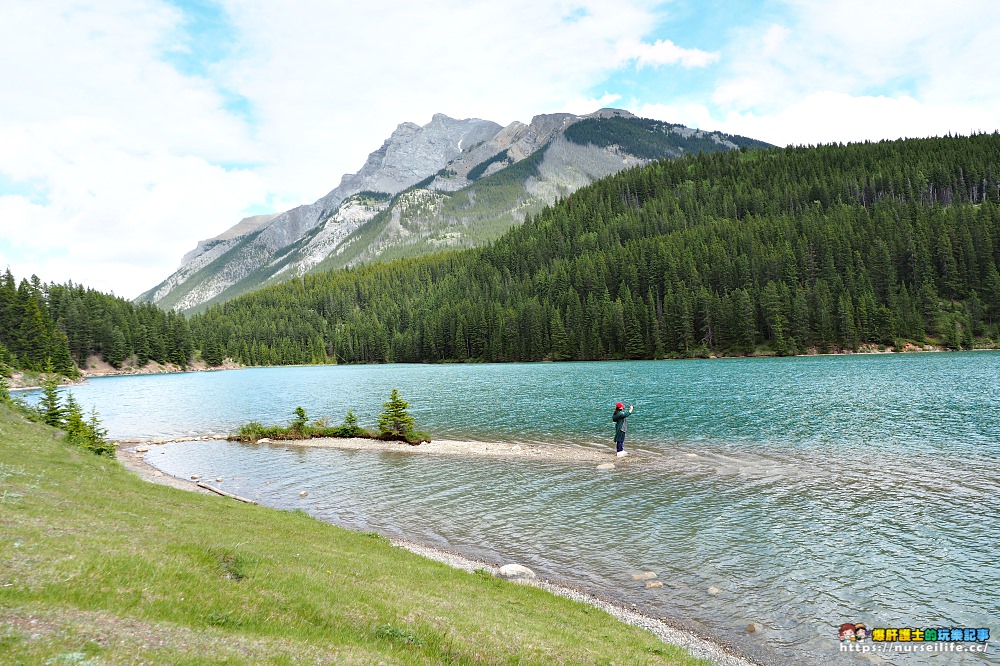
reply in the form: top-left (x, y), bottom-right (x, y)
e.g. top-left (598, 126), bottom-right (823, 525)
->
top-left (29, 353), bottom-right (1000, 665)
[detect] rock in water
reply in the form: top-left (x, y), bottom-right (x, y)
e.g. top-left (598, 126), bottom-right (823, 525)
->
top-left (596, 463), bottom-right (615, 470)
top-left (631, 571), bottom-right (657, 581)
top-left (645, 580), bottom-right (664, 588)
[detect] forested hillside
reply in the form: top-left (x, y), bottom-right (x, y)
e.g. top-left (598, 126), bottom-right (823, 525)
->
top-left (187, 133), bottom-right (1000, 364)
top-left (0, 272), bottom-right (193, 377)
top-left (564, 116), bottom-right (770, 158)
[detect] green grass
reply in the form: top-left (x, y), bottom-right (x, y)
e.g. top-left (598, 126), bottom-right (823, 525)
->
top-left (0, 404), bottom-right (710, 665)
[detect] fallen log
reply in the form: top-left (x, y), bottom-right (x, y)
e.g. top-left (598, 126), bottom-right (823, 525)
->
top-left (196, 482), bottom-right (257, 504)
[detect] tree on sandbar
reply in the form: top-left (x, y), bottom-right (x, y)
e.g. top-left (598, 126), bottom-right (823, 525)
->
top-left (377, 388), bottom-right (415, 440)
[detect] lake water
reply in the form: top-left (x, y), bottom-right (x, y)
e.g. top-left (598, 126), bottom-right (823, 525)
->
top-left (27, 354), bottom-right (1000, 664)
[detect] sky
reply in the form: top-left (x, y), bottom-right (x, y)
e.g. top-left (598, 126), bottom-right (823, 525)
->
top-left (2, 0), bottom-right (999, 299)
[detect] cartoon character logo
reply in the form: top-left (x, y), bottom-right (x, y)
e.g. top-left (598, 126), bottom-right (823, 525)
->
top-left (854, 623), bottom-right (867, 641)
top-left (840, 623), bottom-right (857, 642)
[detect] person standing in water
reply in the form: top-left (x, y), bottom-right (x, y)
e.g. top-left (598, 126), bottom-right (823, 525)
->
top-left (612, 402), bottom-right (633, 457)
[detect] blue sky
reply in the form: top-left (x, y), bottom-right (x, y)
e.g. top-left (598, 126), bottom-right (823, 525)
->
top-left (2, 0), bottom-right (999, 297)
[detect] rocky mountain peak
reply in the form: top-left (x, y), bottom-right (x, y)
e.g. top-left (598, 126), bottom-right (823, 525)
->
top-left (139, 108), bottom-right (770, 313)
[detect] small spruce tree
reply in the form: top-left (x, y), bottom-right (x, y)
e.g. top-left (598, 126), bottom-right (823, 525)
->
top-left (39, 365), bottom-right (64, 428)
top-left (377, 388), bottom-right (414, 440)
top-left (291, 406), bottom-right (308, 435)
top-left (340, 409), bottom-right (363, 437)
top-left (64, 393), bottom-right (87, 443)
top-left (85, 407), bottom-right (114, 457)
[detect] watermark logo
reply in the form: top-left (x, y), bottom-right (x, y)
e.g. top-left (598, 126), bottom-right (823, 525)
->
top-left (838, 622), bottom-right (990, 655)
top-left (839, 622), bottom-right (869, 642)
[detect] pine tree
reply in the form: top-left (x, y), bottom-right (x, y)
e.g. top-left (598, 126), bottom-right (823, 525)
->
top-left (0, 340), bottom-right (15, 370)
top-left (17, 293), bottom-right (50, 370)
top-left (63, 393), bottom-right (87, 443)
top-left (339, 409), bottom-right (363, 437)
top-left (85, 407), bottom-right (114, 457)
top-left (39, 367), bottom-right (63, 427)
top-left (377, 388), bottom-right (415, 440)
top-left (49, 329), bottom-right (77, 377)
top-left (550, 312), bottom-right (571, 361)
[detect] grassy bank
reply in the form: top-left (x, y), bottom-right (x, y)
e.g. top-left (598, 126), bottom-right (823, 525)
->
top-left (0, 404), bottom-right (709, 665)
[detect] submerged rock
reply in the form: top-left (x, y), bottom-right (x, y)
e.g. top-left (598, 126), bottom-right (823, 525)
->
top-left (707, 586), bottom-right (721, 595)
top-left (596, 463), bottom-right (615, 470)
top-left (645, 580), bottom-right (664, 589)
top-left (631, 571), bottom-right (657, 581)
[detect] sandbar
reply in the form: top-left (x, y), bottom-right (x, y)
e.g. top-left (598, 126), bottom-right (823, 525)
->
top-left (284, 435), bottom-right (629, 462)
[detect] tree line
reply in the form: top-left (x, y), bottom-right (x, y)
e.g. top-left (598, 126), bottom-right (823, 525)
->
top-left (0, 271), bottom-right (193, 376)
top-left (187, 132), bottom-right (1000, 363)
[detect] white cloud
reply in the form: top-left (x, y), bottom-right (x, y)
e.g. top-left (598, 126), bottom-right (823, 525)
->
top-left (621, 38), bottom-right (719, 68)
top-left (563, 93), bottom-right (624, 116)
top-left (650, 1), bottom-right (1000, 147)
top-left (760, 24), bottom-right (790, 57)
top-left (0, 0), bottom-right (267, 297)
top-left (635, 101), bottom-right (720, 134)
top-left (709, 0), bottom-right (1000, 115)
top-left (3, 0), bottom-right (1000, 300)
top-left (641, 91), bottom-right (999, 149)
top-left (1, 0), bottom-right (670, 297)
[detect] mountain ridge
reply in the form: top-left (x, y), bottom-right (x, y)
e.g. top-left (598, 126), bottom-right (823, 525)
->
top-left (138, 109), bottom-right (770, 312)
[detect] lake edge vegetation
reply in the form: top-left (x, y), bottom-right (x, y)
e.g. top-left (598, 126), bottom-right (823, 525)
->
top-left (232, 389), bottom-right (430, 445)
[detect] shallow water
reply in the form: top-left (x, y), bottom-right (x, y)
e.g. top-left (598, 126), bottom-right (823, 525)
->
top-left (29, 353), bottom-right (1000, 664)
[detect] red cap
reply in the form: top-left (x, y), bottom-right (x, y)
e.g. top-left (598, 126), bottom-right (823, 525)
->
top-left (615, 402), bottom-right (625, 409)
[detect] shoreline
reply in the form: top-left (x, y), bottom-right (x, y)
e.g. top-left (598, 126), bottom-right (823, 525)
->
top-left (11, 344), bottom-right (999, 392)
top-left (116, 441), bottom-right (761, 666)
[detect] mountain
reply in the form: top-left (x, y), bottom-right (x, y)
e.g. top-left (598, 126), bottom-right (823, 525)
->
top-left (185, 133), bottom-right (1000, 366)
top-left (138, 109), bottom-right (771, 313)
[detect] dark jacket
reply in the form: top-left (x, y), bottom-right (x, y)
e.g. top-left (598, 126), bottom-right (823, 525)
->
top-left (612, 408), bottom-right (629, 438)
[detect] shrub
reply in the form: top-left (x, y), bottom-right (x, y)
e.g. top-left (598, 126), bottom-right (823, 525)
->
top-left (291, 407), bottom-right (309, 435)
top-left (337, 410), bottom-right (365, 437)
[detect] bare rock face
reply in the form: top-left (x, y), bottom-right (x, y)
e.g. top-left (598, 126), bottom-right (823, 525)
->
top-left (141, 114), bottom-right (503, 311)
top-left (180, 214), bottom-right (279, 267)
top-left (138, 106), bottom-right (764, 313)
top-left (334, 114), bottom-right (502, 196)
